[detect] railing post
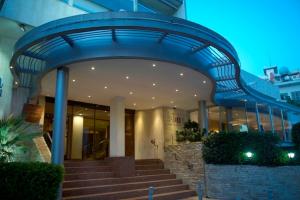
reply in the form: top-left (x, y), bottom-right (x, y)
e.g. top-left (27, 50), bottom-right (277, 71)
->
top-left (148, 186), bottom-right (154, 200)
top-left (197, 181), bottom-right (203, 200)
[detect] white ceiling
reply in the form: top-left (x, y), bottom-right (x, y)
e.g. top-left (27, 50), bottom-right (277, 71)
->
top-left (41, 59), bottom-right (213, 110)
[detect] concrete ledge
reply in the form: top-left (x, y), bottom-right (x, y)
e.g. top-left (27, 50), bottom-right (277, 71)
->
top-left (205, 164), bottom-right (300, 200)
top-left (106, 156), bottom-right (135, 177)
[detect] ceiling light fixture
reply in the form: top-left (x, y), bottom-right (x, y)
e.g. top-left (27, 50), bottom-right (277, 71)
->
top-left (91, 66), bottom-right (95, 70)
top-left (180, 73), bottom-right (184, 76)
top-left (129, 91), bottom-right (133, 95)
top-left (170, 101), bottom-right (174, 104)
top-left (10, 66), bottom-right (13, 69)
top-left (125, 76), bottom-right (129, 79)
top-left (72, 79), bottom-right (76, 82)
top-left (14, 81), bottom-right (18, 85)
top-left (194, 94), bottom-right (197, 97)
top-left (88, 95), bottom-right (91, 98)
top-left (152, 96), bottom-right (155, 100)
top-left (152, 63), bottom-right (156, 67)
top-left (133, 103), bottom-right (136, 106)
top-left (104, 86), bottom-right (108, 89)
top-left (203, 80), bottom-right (206, 84)
top-left (152, 83), bottom-right (156, 87)
top-left (175, 89), bottom-right (179, 92)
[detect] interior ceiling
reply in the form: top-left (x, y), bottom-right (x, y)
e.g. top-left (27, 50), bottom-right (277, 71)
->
top-left (41, 59), bottom-right (213, 110)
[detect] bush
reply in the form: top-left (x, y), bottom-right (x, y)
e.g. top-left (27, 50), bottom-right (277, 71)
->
top-left (176, 120), bottom-right (202, 142)
top-left (0, 162), bottom-right (64, 200)
top-left (292, 122), bottom-right (300, 148)
top-left (202, 132), bottom-right (300, 166)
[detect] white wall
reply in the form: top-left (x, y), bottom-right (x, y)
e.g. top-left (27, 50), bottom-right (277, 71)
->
top-left (135, 107), bottom-right (189, 160)
top-left (0, 37), bottom-right (15, 118)
top-left (189, 110), bottom-right (198, 123)
top-left (72, 116), bottom-right (84, 159)
top-left (135, 108), bottom-right (164, 160)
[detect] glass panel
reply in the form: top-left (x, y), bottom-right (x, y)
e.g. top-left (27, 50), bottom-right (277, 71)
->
top-left (208, 106), bottom-right (220, 132)
top-left (232, 107), bottom-right (247, 132)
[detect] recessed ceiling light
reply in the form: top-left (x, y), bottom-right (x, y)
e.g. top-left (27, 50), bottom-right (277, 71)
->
top-left (88, 95), bottom-right (91, 98)
top-left (14, 81), bottom-right (18, 85)
top-left (79, 113), bottom-right (83, 116)
top-left (10, 66), bottom-right (13, 69)
top-left (151, 106), bottom-right (154, 109)
top-left (152, 96), bottom-right (155, 100)
top-left (180, 73), bottom-right (184, 76)
top-left (133, 103), bottom-right (136, 106)
top-left (125, 76), bottom-right (129, 79)
top-left (194, 94), bottom-right (197, 97)
top-left (175, 89), bottom-right (179, 92)
top-left (104, 86), bottom-right (108, 89)
top-left (152, 83), bottom-right (156, 86)
top-left (129, 91), bottom-right (133, 95)
top-left (170, 101), bottom-right (174, 104)
top-left (72, 79), bottom-right (76, 82)
top-left (203, 80), bottom-right (206, 84)
top-left (104, 110), bottom-right (107, 113)
top-left (91, 66), bottom-right (95, 70)
top-left (152, 63), bottom-right (156, 67)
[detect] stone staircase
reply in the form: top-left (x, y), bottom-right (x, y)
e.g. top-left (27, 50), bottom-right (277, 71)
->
top-left (63, 159), bottom-right (197, 200)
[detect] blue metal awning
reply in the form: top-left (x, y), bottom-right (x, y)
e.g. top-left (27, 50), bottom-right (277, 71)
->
top-left (9, 12), bottom-right (300, 113)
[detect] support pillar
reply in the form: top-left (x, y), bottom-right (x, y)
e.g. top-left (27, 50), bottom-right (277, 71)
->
top-left (268, 106), bottom-right (275, 135)
top-left (244, 101), bottom-right (249, 131)
top-left (109, 96), bottom-right (125, 157)
top-left (226, 107), bottom-right (233, 132)
top-left (280, 109), bottom-right (287, 141)
top-left (51, 67), bottom-right (69, 164)
top-left (198, 100), bottom-right (208, 135)
top-left (255, 103), bottom-right (262, 133)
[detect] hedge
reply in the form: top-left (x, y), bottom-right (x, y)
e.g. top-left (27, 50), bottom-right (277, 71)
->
top-left (0, 162), bottom-right (64, 200)
top-left (292, 122), bottom-right (300, 148)
top-left (202, 132), bottom-right (300, 166)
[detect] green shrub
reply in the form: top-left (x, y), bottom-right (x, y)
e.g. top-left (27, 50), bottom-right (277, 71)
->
top-left (292, 122), bottom-right (300, 148)
top-left (176, 120), bottom-right (202, 142)
top-left (202, 132), bottom-right (299, 166)
top-left (0, 162), bottom-right (64, 200)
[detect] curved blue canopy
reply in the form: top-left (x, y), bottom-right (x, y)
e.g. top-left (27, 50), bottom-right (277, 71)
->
top-left (9, 12), bottom-right (299, 112)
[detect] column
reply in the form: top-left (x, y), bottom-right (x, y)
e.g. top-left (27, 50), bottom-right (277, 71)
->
top-left (51, 67), bottom-right (69, 164)
top-left (198, 100), bottom-right (208, 135)
top-left (244, 101), bottom-right (249, 131)
top-left (226, 107), bottom-right (233, 132)
top-left (280, 109), bottom-right (287, 141)
top-left (110, 96), bottom-right (125, 157)
top-left (71, 116), bottom-right (83, 159)
top-left (268, 106), bottom-right (275, 135)
top-left (255, 103), bottom-right (262, 133)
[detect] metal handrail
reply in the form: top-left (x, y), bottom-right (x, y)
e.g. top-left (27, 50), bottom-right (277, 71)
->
top-left (167, 145), bottom-right (193, 170)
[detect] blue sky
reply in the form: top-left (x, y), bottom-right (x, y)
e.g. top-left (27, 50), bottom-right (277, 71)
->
top-left (186, 0), bottom-right (300, 76)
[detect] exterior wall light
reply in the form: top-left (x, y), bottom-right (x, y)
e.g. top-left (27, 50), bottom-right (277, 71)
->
top-left (245, 152), bottom-right (253, 158)
top-left (288, 152), bottom-right (295, 159)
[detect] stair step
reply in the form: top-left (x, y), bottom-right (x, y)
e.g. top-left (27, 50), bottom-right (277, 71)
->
top-left (122, 190), bottom-right (197, 200)
top-left (63, 179), bottom-right (182, 197)
top-left (135, 159), bottom-right (163, 165)
top-left (64, 174), bottom-right (177, 188)
top-left (63, 184), bottom-right (189, 200)
top-left (64, 160), bottom-right (109, 167)
top-left (65, 166), bottom-right (112, 173)
top-left (135, 164), bottom-right (164, 170)
top-left (136, 169), bottom-right (170, 176)
top-left (64, 172), bottom-right (114, 181)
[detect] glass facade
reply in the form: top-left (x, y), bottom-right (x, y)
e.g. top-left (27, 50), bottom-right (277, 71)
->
top-left (43, 97), bottom-right (135, 160)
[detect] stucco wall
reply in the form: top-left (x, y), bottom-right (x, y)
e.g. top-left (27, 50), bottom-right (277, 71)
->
top-left (205, 164), bottom-right (300, 200)
top-left (135, 108), bottom-right (165, 160)
top-left (0, 37), bottom-right (15, 118)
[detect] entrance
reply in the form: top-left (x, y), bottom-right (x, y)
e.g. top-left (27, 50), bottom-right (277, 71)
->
top-left (43, 97), bottom-right (134, 160)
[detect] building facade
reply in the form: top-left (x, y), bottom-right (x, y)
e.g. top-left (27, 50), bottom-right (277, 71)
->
top-left (1, 0), bottom-right (300, 164)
